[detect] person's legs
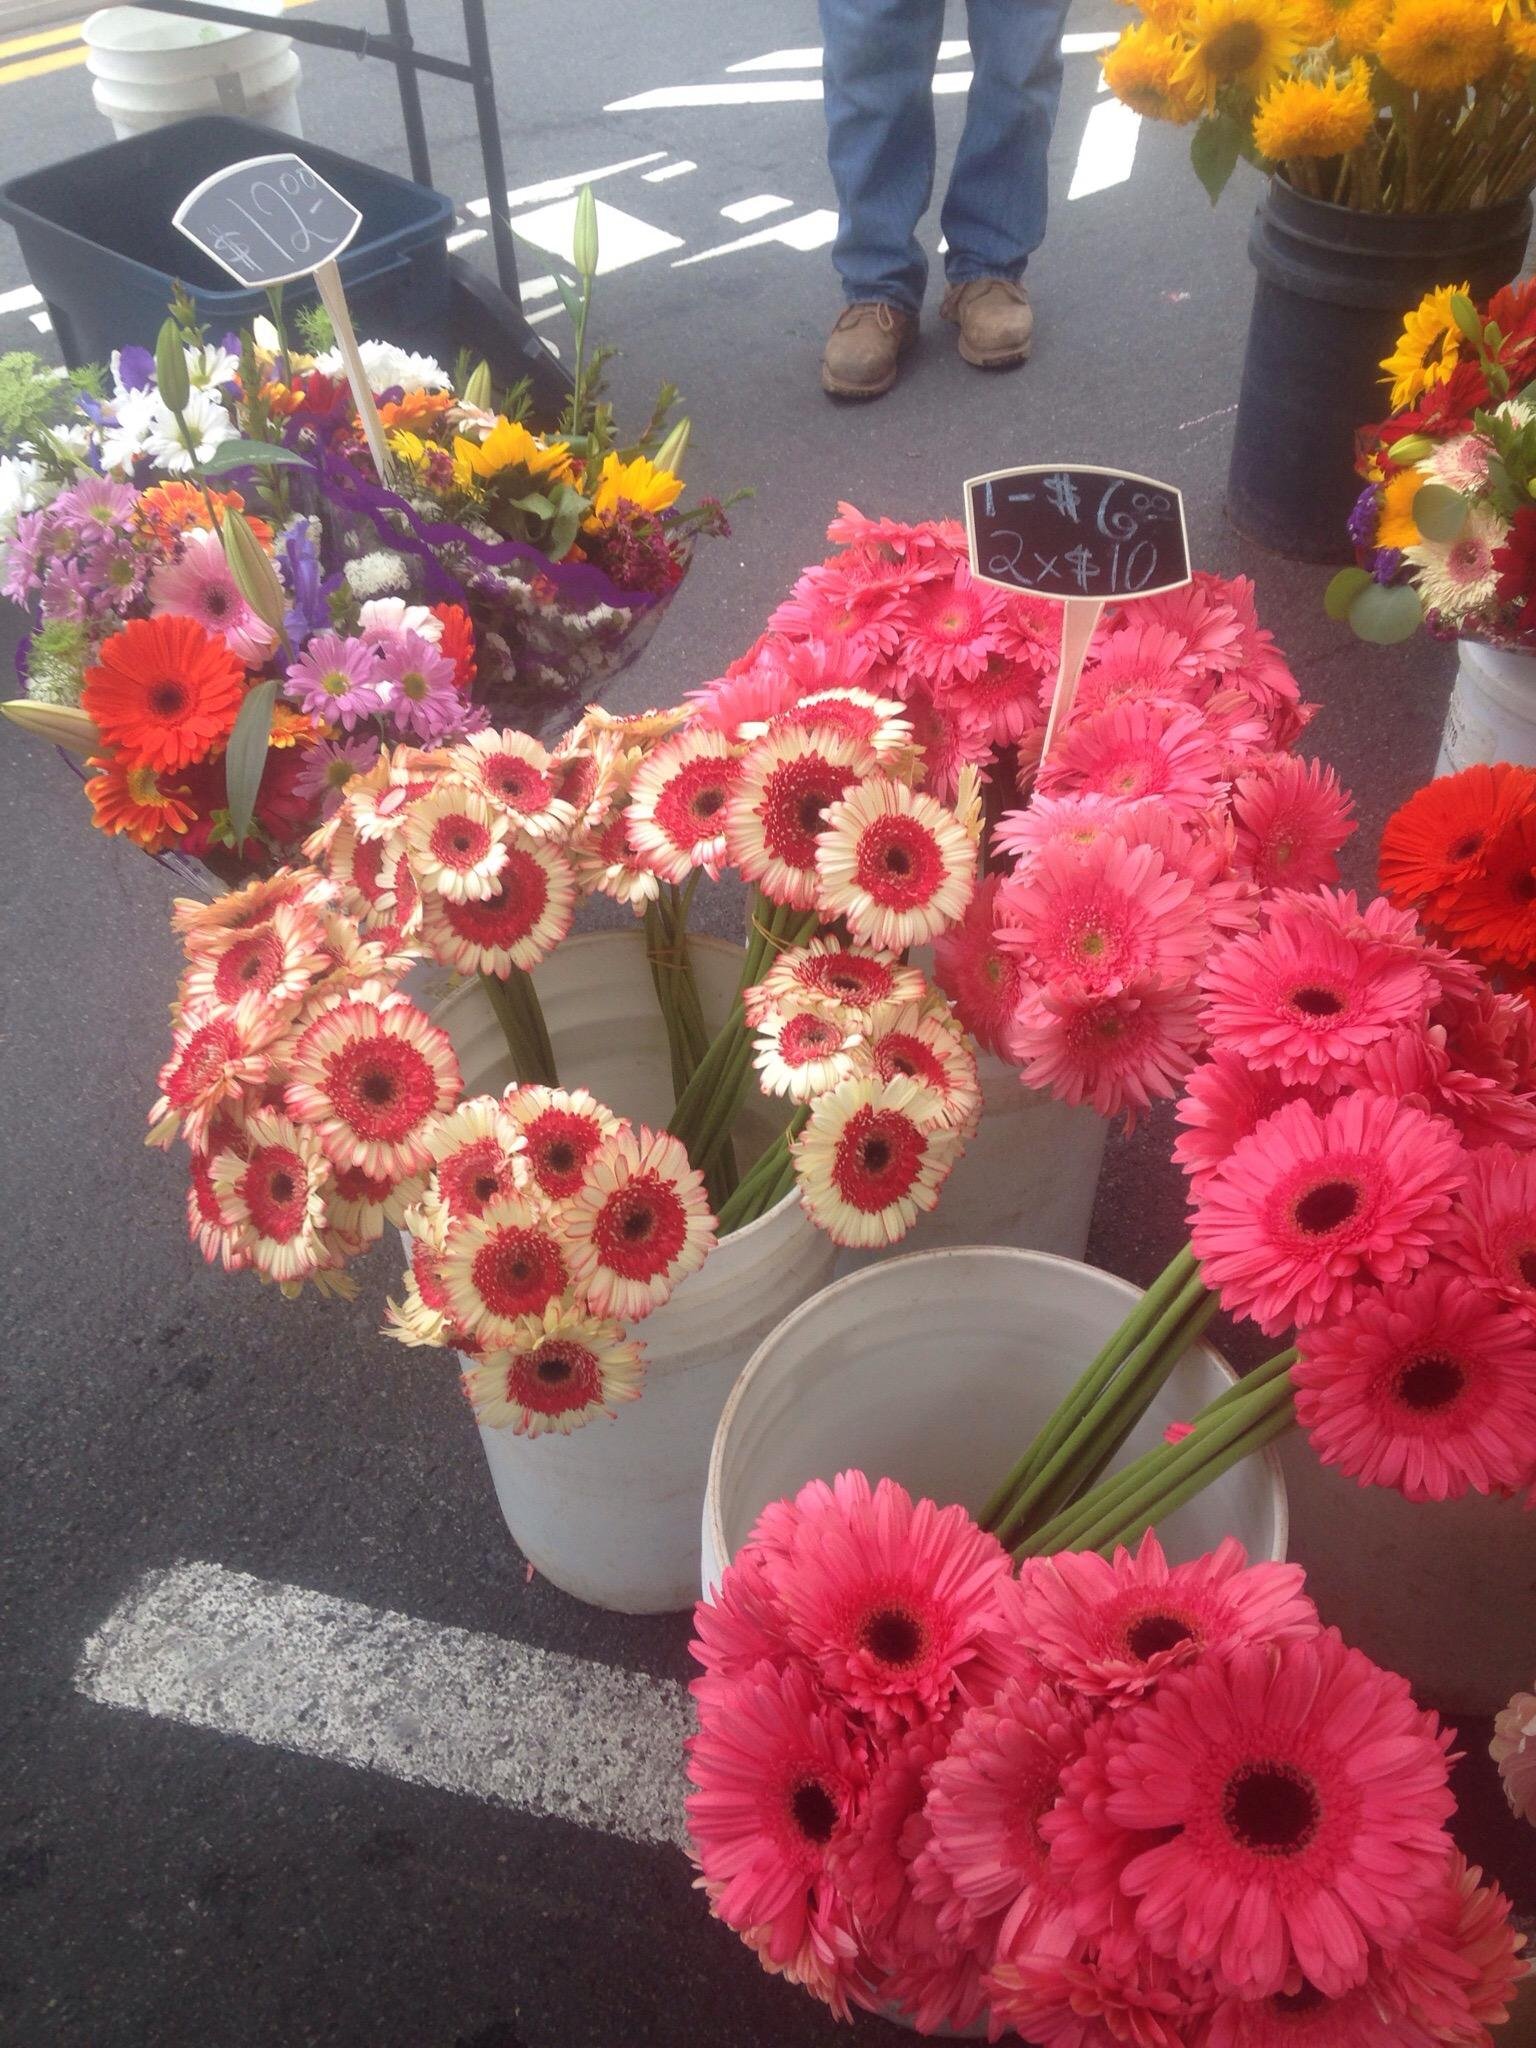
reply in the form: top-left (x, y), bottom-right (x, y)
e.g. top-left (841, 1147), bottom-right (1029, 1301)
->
top-left (941, 0), bottom-right (1074, 288)
top-left (818, 0), bottom-right (947, 315)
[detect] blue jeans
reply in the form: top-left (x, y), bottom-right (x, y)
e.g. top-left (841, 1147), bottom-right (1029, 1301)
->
top-left (818, 0), bottom-right (1074, 314)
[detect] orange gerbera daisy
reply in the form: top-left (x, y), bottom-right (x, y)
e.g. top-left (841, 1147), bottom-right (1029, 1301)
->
top-left (379, 389), bottom-right (455, 431)
top-left (136, 481), bottom-right (273, 551)
top-left (1380, 764), bottom-right (1536, 922)
top-left (85, 752), bottom-right (198, 850)
top-left (82, 615), bottom-right (247, 773)
top-left (1441, 805), bottom-right (1536, 968)
top-left (268, 704), bottom-right (324, 749)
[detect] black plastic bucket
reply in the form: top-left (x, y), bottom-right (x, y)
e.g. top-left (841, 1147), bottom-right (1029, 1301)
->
top-left (1226, 179), bottom-right (1532, 563)
top-left (0, 114), bottom-right (455, 370)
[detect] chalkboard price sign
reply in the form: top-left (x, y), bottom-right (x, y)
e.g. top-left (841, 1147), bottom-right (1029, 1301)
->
top-left (964, 464), bottom-right (1191, 603)
top-left (174, 153), bottom-right (363, 289)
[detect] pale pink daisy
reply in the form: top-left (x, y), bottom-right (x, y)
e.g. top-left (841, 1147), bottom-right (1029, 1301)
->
top-left (181, 898), bottom-right (332, 1017)
top-left (210, 1106), bottom-right (330, 1284)
top-left (402, 782), bottom-right (510, 902)
top-left (1491, 1690), bottom-right (1536, 1825)
top-left (1294, 1264), bottom-right (1536, 1501)
top-left (862, 1000), bottom-right (981, 1132)
top-left (501, 1085), bottom-right (620, 1204)
top-left (147, 993), bottom-right (283, 1151)
top-left (626, 727), bottom-right (742, 884)
top-left (446, 727), bottom-right (577, 838)
top-left (1173, 1053), bottom-right (1312, 1191)
top-left (1008, 976), bottom-right (1203, 1126)
top-left (423, 1097), bottom-right (524, 1219)
top-left (750, 936), bottom-right (927, 1023)
top-left (283, 631), bottom-right (384, 730)
top-left (794, 1073), bottom-right (963, 1248)
top-left (985, 1948), bottom-right (1202, 2048)
top-left (565, 1125), bottom-right (714, 1322)
top-left (724, 723), bottom-right (875, 910)
top-left (1047, 1633), bottom-right (1456, 2000)
top-left (777, 1473), bottom-right (1011, 1726)
top-left (284, 995), bottom-right (461, 1180)
top-left (418, 837), bottom-right (574, 975)
top-left (1387, 1851), bottom-right (1529, 2043)
top-left (997, 835), bottom-right (1210, 997)
top-left (461, 1301), bottom-right (645, 1435)
top-left (815, 778), bottom-right (975, 952)
top-left (1441, 1142), bottom-right (1536, 1322)
top-left (149, 526), bottom-right (277, 666)
top-left (1039, 699), bottom-right (1227, 822)
top-left (436, 1193), bottom-right (570, 1344)
top-left (374, 629), bottom-right (464, 742)
top-left (1005, 1531), bottom-right (1318, 1701)
top-left (686, 1659), bottom-right (867, 1966)
top-left (1188, 1091), bottom-right (1465, 1336)
top-left (932, 874), bottom-right (1030, 1059)
top-left (1230, 755), bottom-right (1355, 894)
top-left (752, 1005), bottom-right (861, 1101)
top-left (898, 564), bottom-right (1007, 688)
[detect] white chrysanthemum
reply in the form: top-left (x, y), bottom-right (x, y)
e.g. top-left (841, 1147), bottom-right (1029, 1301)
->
top-left (96, 388), bottom-right (160, 475)
top-left (344, 551), bottom-right (411, 599)
top-left (460, 1300), bottom-right (646, 1437)
top-left (1405, 503), bottom-right (1505, 626)
top-left (794, 1073), bottom-right (963, 1249)
top-left (320, 340), bottom-right (448, 394)
top-left (752, 1004), bottom-right (862, 1101)
top-left (185, 341), bottom-right (239, 390)
top-left (143, 387), bottom-right (236, 473)
top-left (0, 452), bottom-right (47, 542)
top-left (359, 595), bottom-right (442, 641)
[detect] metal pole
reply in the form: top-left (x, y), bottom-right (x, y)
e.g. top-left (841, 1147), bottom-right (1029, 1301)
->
top-left (460, 0), bottom-right (520, 298)
top-left (383, 0), bottom-right (434, 190)
top-left (118, 0), bottom-right (477, 82)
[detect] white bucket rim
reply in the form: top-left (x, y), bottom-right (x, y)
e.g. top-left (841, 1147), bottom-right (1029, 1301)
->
top-left (84, 0), bottom-right (285, 52)
top-left (703, 1243), bottom-right (1289, 1572)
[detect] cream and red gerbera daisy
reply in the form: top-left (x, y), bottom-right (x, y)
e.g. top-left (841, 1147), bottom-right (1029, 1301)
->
top-left (501, 1085), bottom-right (620, 1203)
top-left (325, 1161), bottom-right (424, 1243)
top-left (326, 818), bottom-right (423, 936)
top-left (285, 994), bottom-right (461, 1180)
top-left (401, 781), bottom-right (510, 902)
top-left (752, 1005), bottom-right (862, 1102)
top-left (861, 1000), bottom-right (981, 1132)
top-left (210, 1107), bottom-right (330, 1284)
top-left (383, 1196), bottom-right (456, 1348)
top-left (148, 993), bottom-right (284, 1150)
top-left (460, 1299), bottom-right (646, 1436)
top-left (423, 1096), bottom-right (525, 1219)
top-left (749, 936), bottom-right (928, 1025)
top-left (568, 804), bottom-right (661, 908)
top-left (757, 687), bottom-right (913, 763)
top-left (172, 867), bottom-right (324, 954)
top-left (447, 727), bottom-right (577, 838)
top-left (418, 835), bottom-right (575, 975)
top-left (794, 1073), bottom-right (962, 1248)
top-left (814, 779), bottom-right (975, 953)
top-left (181, 898), bottom-right (333, 1017)
top-left (626, 727), bottom-right (743, 884)
top-left (436, 1193), bottom-right (571, 1344)
top-left (186, 1110), bottom-right (250, 1271)
top-left (725, 724), bottom-right (876, 911)
top-left (565, 1125), bottom-right (715, 1321)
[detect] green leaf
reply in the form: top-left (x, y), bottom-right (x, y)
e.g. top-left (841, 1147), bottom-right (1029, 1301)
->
top-left (200, 438), bottom-right (313, 476)
top-left (508, 490), bottom-right (556, 517)
top-left (547, 498), bottom-right (583, 561)
top-left (1411, 481), bottom-right (1469, 544)
top-left (1324, 566), bottom-right (1372, 620)
top-left (1348, 580), bottom-right (1423, 645)
top-left (553, 273), bottom-right (584, 327)
top-left (1190, 115), bottom-right (1243, 205)
top-left (225, 678), bottom-right (277, 847)
top-left (1450, 292), bottom-right (1483, 346)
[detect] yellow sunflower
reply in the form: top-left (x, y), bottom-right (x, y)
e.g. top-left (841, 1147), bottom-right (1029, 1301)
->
top-left (1380, 282), bottom-right (1469, 408)
top-left (1253, 58), bottom-right (1375, 155)
top-left (584, 452), bottom-right (684, 525)
top-left (1505, 2), bottom-right (1536, 60)
top-left (1377, 0), bottom-right (1504, 90)
top-left (1135, 0), bottom-right (1189, 29)
top-left (1375, 464), bottom-right (1433, 548)
top-left (1103, 21), bottom-right (1207, 120)
top-left (452, 417), bottom-right (575, 493)
top-left (1290, 0), bottom-right (1392, 53)
top-left (1176, 0), bottom-right (1307, 106)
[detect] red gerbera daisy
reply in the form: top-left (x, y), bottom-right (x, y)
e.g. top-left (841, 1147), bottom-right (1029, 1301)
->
top-left (148, 993), bottom-right (282, 1150)
top-left (815, 777), bottom-right (975, 953)
top-left (82, 614), bottom-right (246, 772)
top-left (85, 752), bottom-right (197, 851)
top-left (1441, 1141), bottom-right (1536, 1320)
top-left (1379, 764), bottom-right (1536, 924)
top-left (751, 937), bottom-right (928, 1022)
top-left (1439, 804), bottom-right (1536, 969)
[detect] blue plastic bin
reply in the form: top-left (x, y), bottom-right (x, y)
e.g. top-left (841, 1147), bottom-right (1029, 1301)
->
top-left (0, 114), bottom-right (456, 370)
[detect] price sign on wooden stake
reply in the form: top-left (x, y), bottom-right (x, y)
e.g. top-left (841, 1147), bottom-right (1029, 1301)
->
top-left (173, 153), bottom-right (392, 481)
top-left (963, 464), bottom-right (1191, 762)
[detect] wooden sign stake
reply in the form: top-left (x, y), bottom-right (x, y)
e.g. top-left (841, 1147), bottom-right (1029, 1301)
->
top-left (311, 257), bottom-right (393, 484)
top-left (1041, 596), bottom-right (1104, 764)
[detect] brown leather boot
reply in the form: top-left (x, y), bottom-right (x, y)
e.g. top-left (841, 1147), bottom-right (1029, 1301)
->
top-left (821, 301), bottom-right (918, 400)
top-left (940, 278), bottom-right (1034, 369)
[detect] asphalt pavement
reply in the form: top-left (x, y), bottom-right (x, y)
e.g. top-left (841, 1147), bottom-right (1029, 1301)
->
top-left (1, 5), bottom-right (1530, 2046)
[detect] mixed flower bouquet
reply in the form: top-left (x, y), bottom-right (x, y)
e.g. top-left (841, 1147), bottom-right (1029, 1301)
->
top-left (149, 693), bottom-right (986, 1437)
top-left (1333, 277), bottom-right (1536, 647)
top-left (687, 1470), bottom-right (1527, 2039)
top-left (1102, 0), bottom-right (1536, 211)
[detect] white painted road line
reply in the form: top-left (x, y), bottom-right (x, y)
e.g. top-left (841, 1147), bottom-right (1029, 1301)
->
top-left (77, 1562), bottom-right (694, 1853)
top-left (1068, 97), bottom-right (1142, 201)
top-left (674, 208), bottom-right (838, 267)
top-left (642, 160), bottom-right (697, 182)
top-left (720, 194), bottom-right (793, 224)
top-left (509, 196), bottom-right (684, 274)
top-left (0, 281), bottom-right (42, 314)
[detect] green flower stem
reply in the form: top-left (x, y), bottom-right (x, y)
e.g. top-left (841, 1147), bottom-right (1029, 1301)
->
top-left (993, 1267), bottom-right (1211, 1549)
top-left (1018, 1350), bottom-right (1297, 1560)
top-left (1082, 1390), bottom-right (1297, 1560)
top-left (978, 1246), bottom-right (1197, 1534)
top-left (480, 969), bottom-right (557, 1089)
top-left (715, 1109), bottom-right (810, 1234)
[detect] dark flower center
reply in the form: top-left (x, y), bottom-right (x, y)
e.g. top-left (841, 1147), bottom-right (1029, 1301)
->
top-left (361, 1070), bottom-right (397, 1106)
top-left (861, 1137), bottom-right (892, 1174)
top-left (1294, 1179), bottom-right (1359, 1235)
top-left (149, 680), bottom-right (187, 718)
top-left (1448, 833), bottom-right (1483, 862)
top-left (882, 845), bottom-right (912, 877)
top-left (1511, 868), bottom-right (1536, 906)
top-left (1126, 1613), bottom-right (1193, 1661)
top-left (694, 787), bottom-right (724, 818)
top-left (1518, 1246), bottom-right (1536, 1289)
top-left (1290, 985), bottom-right (1345, 1018)
top-left (860, 1606), bottom-right (922, 1666)
top-left (1205, 19), bottom-right (1264, 74)
top-left (545, 1141), bottom-right (576, 1173)
top-left (621, 1204), bottom-right (654, 1242)
top-left (791, 1779), bottom-right (838, 1844)
top-left (1223, 1762), bottom-right (1321, 1856)
top-left (1397, 1352), bottom-right (1464, 1410)
top-left (473, 1173), bottom-right (500, 1204)
top-left (1273, 1984), bottom-right (1327, 2015)
top-left (535, 1347), bottom-right (573, 1385)
top-left (269, 1170), bottom-right (295, 1204)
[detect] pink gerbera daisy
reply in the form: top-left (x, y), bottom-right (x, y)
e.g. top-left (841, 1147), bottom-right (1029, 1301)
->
top-left (1008, 976), bottom-right (1203, 1126)
top-left (1231, 756), bottom-right (1355, 894)
top-left (1173, 1053), bottom-right (1313, 1191)
top-left (284, 995), bottom-right (461, 1180)
top-left (1048, 1632), bottom-right (1456, 2000)
top-left (418, 837), bottom-right (575, 975)
top-left (827, 1718), bottom-right (952, 1938)
top-left (1073, 621), bottom-right (1200, 717)
top-left (1199, 1979), bottom-right (1422, 2047)
top-left (565, 1125), bottom-right (714, 1321)
top-left (1005, 1531), bottom-right (1318, 1702)
top-left (898, 564), bottom-right (1007, 688)
top-left (794, 1073), bottom-right (962, 1248)
top-left (751, 936), bottom-right (928, 1022)
top-left (933, 650), bottom-right (1044, 746)
top-left (724, 723), bottom-right (875, 910)
top-left (460, 1301), bottom-right (645, 1435)
top-left (690, 1545), bottom-right (794, 1711)
top-left (920, 1676), bottom-right (1086, 1954)
top-left (985, 1948), bottom-right (1202, 2048)
top-left (1189, 1091), bottom-right (1466, 1335)
top-left (1293, 1263), bottom-right (1536, 1501)
top-left (1441, 1142), bottom-right (1536, 1322)
top-left (626, 728), bottom-right (742, 884)
top-left (150, 526), bottom-right (278, 667)
top-left (1387, 1851), bottom-right (1529, 2043)
top-left (436, 1193), bottom-right (570, 1343)
top-left (997, 836), bottom-right (1210, 997)
top-left (501, 1084), bottom-right (619, 1204)
top-left (815, 778), bottom-right (975, 953)
top-left (1040, 700), bottom-right (1227, 823)
top-left (686, 1660), bottom-right (867, 1965)
top-left (932, 874), bottom-right (1030, 1059)
top-left (778, 1473), bottom-right (1011, 1727)
top-left (1198, 913), bottom-right (1436, 1089)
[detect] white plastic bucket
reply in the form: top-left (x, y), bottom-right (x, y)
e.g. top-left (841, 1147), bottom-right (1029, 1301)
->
top-left (1278, 1437), bottom-right (1536, 1714)
top-left (703, 1246), bottom-right (1288, 1593)
top-left (84, 3), bottom-right (302, 139)
top-left (1436, 638), bottom-right (1536, 775)
top-left (432, 930), bottom-right (838, 1614)
top-left (836, 1050), bottom-right (1108, 1277)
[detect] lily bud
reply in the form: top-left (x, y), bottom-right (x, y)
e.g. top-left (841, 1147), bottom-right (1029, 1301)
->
top-left (572, 184), bottom-right (599, 280)
top-left (653, 417), bottom-right (691, 479)
top-left (155, 317), bottom-right (191, 414)
top-left (462, 359), bottom-right (495, 412)
top-left (1, 698), bottom-right (100, 753)
top-left (221, 508), bottom-right (288, 636)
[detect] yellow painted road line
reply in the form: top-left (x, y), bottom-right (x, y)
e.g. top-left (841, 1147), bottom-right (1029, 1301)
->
top-left (0, 21), bottom-right (83, 62)
top-left (0, 0), bottom-right (313, 88)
